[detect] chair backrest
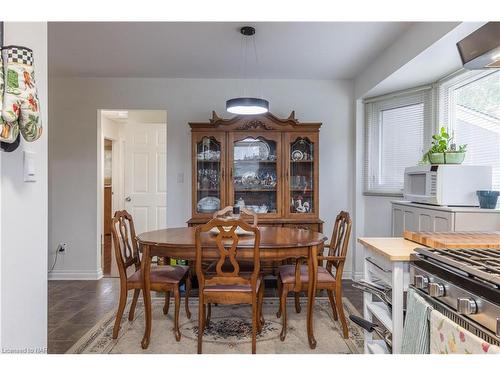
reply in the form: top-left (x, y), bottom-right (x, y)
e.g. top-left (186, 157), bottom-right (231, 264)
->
top-left (195, 217), bottom-right (260, 290)
top-left (326, 211), bottom-right (352, 277)
top-left (111, 210), bottom-right (141, 281)
top-left (212, 206), bottom-right (258, 226)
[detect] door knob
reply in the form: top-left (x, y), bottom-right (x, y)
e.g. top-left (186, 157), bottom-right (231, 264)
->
top-left (125, 196), bottom-right (131, 202)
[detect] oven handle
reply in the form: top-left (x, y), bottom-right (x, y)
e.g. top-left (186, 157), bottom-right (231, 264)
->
top-left (366, 257), bottom-right (391, 273)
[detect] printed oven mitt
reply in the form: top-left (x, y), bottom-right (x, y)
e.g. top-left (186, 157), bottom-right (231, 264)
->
top-left (0, 45), bottom-right (20, 143)
top-left (1, 45), bottom-right (42, 142)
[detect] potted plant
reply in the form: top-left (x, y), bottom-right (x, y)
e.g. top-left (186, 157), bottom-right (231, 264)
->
top-left (421, 127), bottom-right (467, 164)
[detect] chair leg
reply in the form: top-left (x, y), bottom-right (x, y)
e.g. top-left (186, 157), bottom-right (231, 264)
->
top-left (185, 276), bottom-right (192, 319)
top-left (112, 285), bottom-right (127, 339)
top-left (257, 284), bottom-right (265, 333)
top-left (252, 298), bottom-right (257, 354)
top-left (335, 284), bottom-right (349, 339)
top-left (206, 303), bottom-right (212, 328)
top-left (279, 285), bottom-right (288, 341)
top-left (276, 277), bottom-right (283, 318)
top-left (128, 289), bottom-right (140, 321)
top-left (173, 287), bottom-right (181, 341)
top-left (163, 291), bottom-right (170, 315)
top-left (327, 289), bottom-right (338, 321)
top-left (294, 292), bottom-right (301, 313)
top-left (197, 296), bottom-right (204, 354)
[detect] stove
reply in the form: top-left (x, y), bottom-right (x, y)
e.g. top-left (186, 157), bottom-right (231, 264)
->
top-left (410, 247), bottom-right (500, 345)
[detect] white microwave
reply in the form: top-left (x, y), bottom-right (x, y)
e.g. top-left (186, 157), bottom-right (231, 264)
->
top-left (403, 165), bottom-right (492, 206)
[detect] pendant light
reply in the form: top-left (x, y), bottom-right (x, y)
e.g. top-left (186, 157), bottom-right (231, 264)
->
top-left (226, 26), bottom-right (269, 115)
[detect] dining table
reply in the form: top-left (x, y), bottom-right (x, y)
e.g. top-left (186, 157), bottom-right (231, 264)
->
top-left (137, 226), bottom-right (327, 350)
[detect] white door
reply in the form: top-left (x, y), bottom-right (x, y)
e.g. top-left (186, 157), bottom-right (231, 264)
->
top-left (123, 122), bottom-right (167, 235)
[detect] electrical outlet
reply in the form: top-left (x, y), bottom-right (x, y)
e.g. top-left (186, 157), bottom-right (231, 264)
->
top-left (57, 243), bottom-right (68, 253)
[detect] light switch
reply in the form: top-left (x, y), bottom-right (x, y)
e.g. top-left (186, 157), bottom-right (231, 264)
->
top-left (177, 172), bottom-right (184, 184)
top-left (24, 151), bottom-right (36, 182)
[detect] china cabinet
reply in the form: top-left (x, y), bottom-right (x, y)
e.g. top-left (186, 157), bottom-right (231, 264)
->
top-left (188, 111), bottom-right (323, 233)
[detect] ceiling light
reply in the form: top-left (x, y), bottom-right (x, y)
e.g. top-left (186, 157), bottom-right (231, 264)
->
top-left (226, 26), bottom-right (269, 115)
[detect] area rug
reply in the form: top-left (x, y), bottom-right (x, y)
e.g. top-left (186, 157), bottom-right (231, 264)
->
top-left (66, 297), bottom-right (363, 354)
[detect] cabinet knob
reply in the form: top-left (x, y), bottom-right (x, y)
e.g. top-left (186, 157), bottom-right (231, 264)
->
top-left (125, 196), bottom-right (132, 202)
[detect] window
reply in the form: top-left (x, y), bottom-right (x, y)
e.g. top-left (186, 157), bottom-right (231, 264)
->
top-left (439, 70), bottom-right (500, 190)
top-left (364, 89), bottom-right (432, 194)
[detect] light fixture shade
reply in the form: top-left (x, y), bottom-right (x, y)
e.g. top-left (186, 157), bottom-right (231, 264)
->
top-left (226, 97), bottom-right (269, 115)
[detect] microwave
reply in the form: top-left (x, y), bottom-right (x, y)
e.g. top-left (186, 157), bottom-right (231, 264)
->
top-left (403, 165), bottom-right (492, 206)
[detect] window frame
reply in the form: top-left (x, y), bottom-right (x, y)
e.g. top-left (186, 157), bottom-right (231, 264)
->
top-left (363, 87), bottom-right (433, 195)
top-left (364, 69), bottom-right (500, 196)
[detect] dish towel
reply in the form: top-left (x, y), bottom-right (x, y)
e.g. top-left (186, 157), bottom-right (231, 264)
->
top-left (401, 288), bottom-right (432, 354)
top-left (430, 310), bottom-right (500, 354)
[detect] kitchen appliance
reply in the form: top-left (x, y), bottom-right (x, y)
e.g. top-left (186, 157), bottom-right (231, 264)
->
top-left (457, 22), bottom-right (500, 69)
top-left (403, 165), bottom-right (492, 206)
top-left (410, 247), bottom-right (500, 346)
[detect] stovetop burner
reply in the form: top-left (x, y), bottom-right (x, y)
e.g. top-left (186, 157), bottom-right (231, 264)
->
top-left (415, 247), bottom-right (500, 287)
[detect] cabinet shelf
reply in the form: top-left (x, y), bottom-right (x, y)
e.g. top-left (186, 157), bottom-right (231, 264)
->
top-left (234, 160), bottom-right (277, 163)
top-left (291, 189), bottom-right (313, 192)
top-left (234, 188), bottom-right (277, 192)
top-left (291, 160), bottom-right (314, 163)
top-left (197, 189), bottom-right (220, 192)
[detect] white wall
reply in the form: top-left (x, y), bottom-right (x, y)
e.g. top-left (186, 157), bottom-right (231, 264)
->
top-left (352, 23), bottom-right (464, 277)
top-left (49, 78), bottom-right (356, 279)
top-left (0, 22), bottom-right (48, 352)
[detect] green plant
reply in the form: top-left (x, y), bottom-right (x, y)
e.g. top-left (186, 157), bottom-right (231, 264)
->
top-left (421, 127), bottom-right (467, 164)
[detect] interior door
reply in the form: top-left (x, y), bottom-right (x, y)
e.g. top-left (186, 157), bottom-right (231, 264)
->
top-left (123, 122), bottom-right (167, 235)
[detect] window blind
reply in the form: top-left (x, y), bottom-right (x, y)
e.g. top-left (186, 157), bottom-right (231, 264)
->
top-left (364, 89), bottom-right (432, 194)
top-left (438, 70), bottom-right (500, 190)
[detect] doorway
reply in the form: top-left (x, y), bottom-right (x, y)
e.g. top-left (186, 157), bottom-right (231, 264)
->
top-left (98, 109), bottom-right (168, 277)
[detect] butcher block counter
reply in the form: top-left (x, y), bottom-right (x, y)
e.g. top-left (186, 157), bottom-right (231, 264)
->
top-left (357, 237), bottom-right (422, 261)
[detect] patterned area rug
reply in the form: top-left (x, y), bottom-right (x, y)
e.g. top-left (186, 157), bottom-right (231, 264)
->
top-left (66, 297), bottom-right (363, 354)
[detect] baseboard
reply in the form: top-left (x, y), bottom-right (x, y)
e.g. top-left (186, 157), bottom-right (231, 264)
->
top-left (48, 269), bottom-right (104, 280)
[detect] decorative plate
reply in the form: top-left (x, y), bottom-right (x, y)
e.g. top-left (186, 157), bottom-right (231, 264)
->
top-left (291, 150), bottom-right (304, 161)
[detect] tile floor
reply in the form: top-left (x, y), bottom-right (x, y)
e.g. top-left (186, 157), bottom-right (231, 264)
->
top-left (48, 278), bottom-right (363, 354)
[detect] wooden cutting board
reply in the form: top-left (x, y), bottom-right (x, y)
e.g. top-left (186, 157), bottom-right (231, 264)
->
top-left (403, 231), bottom-right (500, 248)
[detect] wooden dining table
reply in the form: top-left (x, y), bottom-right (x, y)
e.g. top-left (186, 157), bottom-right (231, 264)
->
top-left (137, 226), bottom-right (327, 350)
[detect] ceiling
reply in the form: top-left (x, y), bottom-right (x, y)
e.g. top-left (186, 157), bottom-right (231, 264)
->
top-left (48, 22), bottom-right (413, 79)
top-left (366, 22), bottom-right (486, 97)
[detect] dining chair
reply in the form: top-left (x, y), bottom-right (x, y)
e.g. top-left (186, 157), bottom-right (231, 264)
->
top-left (276, 211), bottom-right (352, 340)
top-left (195, 217), bottom-right (264, 354)
top-left (111, 210), bottom-right (191, 342)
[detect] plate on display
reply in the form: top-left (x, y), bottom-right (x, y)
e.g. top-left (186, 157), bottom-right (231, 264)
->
top-left (291, 150), bottom-right (304, 161)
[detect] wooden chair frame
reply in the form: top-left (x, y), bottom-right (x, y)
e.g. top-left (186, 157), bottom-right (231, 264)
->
top-left (111, 210), bottom-right (191, 342)
top-left (276, 211), bottom-right (352, 340)
top-left (195, 217), bottom-right (263, 354)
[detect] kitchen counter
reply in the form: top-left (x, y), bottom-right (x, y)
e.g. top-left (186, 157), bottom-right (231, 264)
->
top-left (357, 237), bottom-right (423, 261)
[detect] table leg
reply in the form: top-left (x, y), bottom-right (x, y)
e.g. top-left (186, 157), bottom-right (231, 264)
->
top-left (391, 261), bottom-right (404, 354)
top-left (141, 244), bottom-right (152, 349)
top-left (307, 245), bottom-right (318, 349)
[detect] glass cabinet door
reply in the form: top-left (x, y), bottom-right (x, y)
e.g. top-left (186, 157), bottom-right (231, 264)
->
top-left (194, 134), bottom-right (225, 215)
top-left (230, 134), bottom-right (281, 217)
top-left (287, 134), bottom-right (318, 216)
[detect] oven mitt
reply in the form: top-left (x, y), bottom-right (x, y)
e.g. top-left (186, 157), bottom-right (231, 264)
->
top-left (2, 46), bottom-right (42, 142)
top-left (0, 47), bottom-right (20, 143)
